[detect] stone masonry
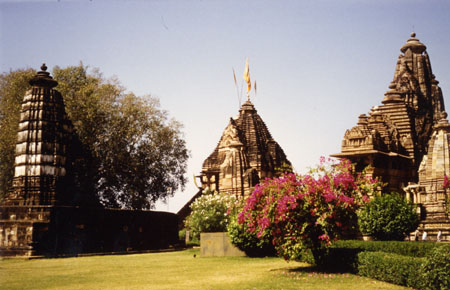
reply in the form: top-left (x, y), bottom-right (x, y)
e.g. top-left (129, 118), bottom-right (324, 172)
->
top-left (334, 33), bottom-right (449, 241)
top-left (333, 33), bottom-right (445, 193)
top-left (200, 100), bottom-right (291, 197)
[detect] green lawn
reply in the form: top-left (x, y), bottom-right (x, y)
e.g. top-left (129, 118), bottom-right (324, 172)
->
top-left (0, 249), bottom-right (410, 290)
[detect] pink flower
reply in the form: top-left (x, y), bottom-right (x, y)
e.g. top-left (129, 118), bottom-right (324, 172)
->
top-left (444, 175), bottom-right (449, 189)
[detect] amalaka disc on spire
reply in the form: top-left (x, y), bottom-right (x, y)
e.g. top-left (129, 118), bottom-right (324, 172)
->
top-left (400, 32), bottom-right (427, 54)
top-left (29, 62), bottom-right (58, 88)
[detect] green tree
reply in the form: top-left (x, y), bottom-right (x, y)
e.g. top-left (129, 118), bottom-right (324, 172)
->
top-left (0, 64), bottom-right (189, 209)
top-left (358, 193), bottom-right (419, 241)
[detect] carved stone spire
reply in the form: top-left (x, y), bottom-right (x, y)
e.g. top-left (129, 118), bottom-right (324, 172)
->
top-left (333, 33), bottom-right (447, 192)
top-left (414, 111), bottom-right (450, 224)
top-left (201, 100), bottom-right (291, 196)
top-left (6, 64), bottom-right (73, 206)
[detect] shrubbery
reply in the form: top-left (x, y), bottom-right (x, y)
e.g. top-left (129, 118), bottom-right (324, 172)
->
top-left (184, 190), bottom-right (238, 241)
top-left (358, 193), bottom-right (419, 241)
top-left (357, 251), bottom-right (422, 288)
top-left (237, 158), bottom-right (380, 266)
top-left (298, 240), bottom-right (450, 289)
top-left (332, 240), bottom-right (447, 258)
top-left (227, 213), bottom-right (275, 257)
top-left (418, 245), bottom-right (450, 290)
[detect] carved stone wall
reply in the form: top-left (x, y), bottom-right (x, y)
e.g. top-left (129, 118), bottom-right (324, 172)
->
top-left (404, 113), bottom-right (450, 241)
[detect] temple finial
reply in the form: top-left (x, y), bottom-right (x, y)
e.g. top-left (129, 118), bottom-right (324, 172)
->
top-left (29, 63), bottom-right (57, 88)
top-left (400, 32), bottom-right (426, 53)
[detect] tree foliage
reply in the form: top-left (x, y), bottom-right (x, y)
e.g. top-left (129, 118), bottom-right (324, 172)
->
top-left (237, 158), bottom-right (381, 266)
top-left (358, 193), bottom-right (419, 241)
top-left (0, 64), bottom-right (189, 209)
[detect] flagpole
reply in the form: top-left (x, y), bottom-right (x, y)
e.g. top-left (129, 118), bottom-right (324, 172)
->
top-left (233, 68), bottom-right (241, 107)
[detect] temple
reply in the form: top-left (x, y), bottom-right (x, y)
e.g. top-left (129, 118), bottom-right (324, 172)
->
top-left (333, 33), bottom-right (449, 241)
top-left (332, 33), bottom-right (445, 193)
top-left (178, 99), bottom-right (291, 223)
top-left (0, 65), bottom-right (178, 256)
top-left (404, 112), bottom-right (450, 240)
top-left (200, 100), bottom-right (291, 196)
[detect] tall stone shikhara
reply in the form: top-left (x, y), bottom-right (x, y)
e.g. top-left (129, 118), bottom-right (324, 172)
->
top-left (5, 64), bottom-right (75, 207)
top-left (0, 65), bottom-right (178, 256)
top-left (200, 100), bottom-right (291, 196)
top-left (333, 33), bottom-right (445, 193)
top-left (333, 33), bottom-right (449, 241)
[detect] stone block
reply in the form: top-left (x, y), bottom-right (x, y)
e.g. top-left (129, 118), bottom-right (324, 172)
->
top-left (200, 232), bottom-right (245, 257)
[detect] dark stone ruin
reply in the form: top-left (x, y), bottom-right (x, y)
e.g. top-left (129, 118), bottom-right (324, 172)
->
top-left (0, 65), bottom-right (178, 257)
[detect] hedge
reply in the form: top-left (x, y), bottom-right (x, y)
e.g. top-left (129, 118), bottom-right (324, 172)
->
top-left (333, 240), bottom-right (449, 258)
top-left (298, 240), bottom-right (450, 289)
top-left (357, 251), bottom-right (423, 288)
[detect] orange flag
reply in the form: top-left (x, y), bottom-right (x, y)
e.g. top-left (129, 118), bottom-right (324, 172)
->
top-left (243, 58), bottom-right (251, 97)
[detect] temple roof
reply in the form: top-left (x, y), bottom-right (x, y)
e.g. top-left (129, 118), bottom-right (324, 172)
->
top-left (400, 32), bottom-right (427, 54)
top-left (334, 33), bottom-right (445, 170)
top-left (29, 63), bottom-right (58, 88)
top-left (202, 100), bottom-right (290, 173)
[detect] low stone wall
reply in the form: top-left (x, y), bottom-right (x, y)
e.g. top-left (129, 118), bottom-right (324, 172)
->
top-left (0, 205), bottom-right (179, 257)
top-left (200, 232), bottom-right (245, 257)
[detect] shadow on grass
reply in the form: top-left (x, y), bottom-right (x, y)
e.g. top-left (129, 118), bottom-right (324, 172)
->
top-left (271, 264), bottom-right (354, 274)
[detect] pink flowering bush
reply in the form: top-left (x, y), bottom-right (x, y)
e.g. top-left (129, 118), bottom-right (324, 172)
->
top-left (238, 157), bottom-right (381, 266)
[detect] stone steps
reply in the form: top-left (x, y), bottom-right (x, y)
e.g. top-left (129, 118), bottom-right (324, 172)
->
top-left (411, 218), bottom-right (450, 241)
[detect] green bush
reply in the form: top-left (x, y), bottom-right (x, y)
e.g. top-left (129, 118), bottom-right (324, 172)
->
top-left (418, 245), bottom-right (450, 290)
top-left (297, 240), bottom-right (449, 288)
top-left (178, 229), bottom-right (186, 241)
top-left (358, 193), bottom-right (419, 240)
top-left (227, 214), bottom-right (275, 257)
top-left (299, 247), bottom-right (362, 272)
top-left (333, 240), bottom-right (446, 258)
top-left (357, 251), bottom-right (423, 288)
top-left (184, 191), bottom-right (237, 241)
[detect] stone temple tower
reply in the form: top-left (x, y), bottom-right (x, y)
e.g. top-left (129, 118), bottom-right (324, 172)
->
top-left (1, 65), bottom-right (178, 256)
top-left (200, 100), bottom-right (291, 197)
top-left (333, 33), bottom-right (445, 193)
top-left (404, 112), bottom-right (450, 241)
top-left (4, 64), bottom-right (75, 207)
top-left (0, 64), bottom-right (78, 255)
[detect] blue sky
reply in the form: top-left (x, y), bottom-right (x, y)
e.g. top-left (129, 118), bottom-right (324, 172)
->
top-left (1, 0), bottom-right (450, 212)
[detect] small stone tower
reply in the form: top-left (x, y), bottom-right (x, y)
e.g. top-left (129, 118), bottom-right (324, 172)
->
top-left (200, 100), bottom-right (291, 196)
top-left (0, 64), bottom-right (77, 255)
top-left (0, 64), bottom-right (179, 256)
top-left (5, 64), bottom-right (74, 206)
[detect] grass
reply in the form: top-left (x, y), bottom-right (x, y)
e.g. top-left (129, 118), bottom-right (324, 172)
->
top-left (0, 248), bottom-right (410, 290)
